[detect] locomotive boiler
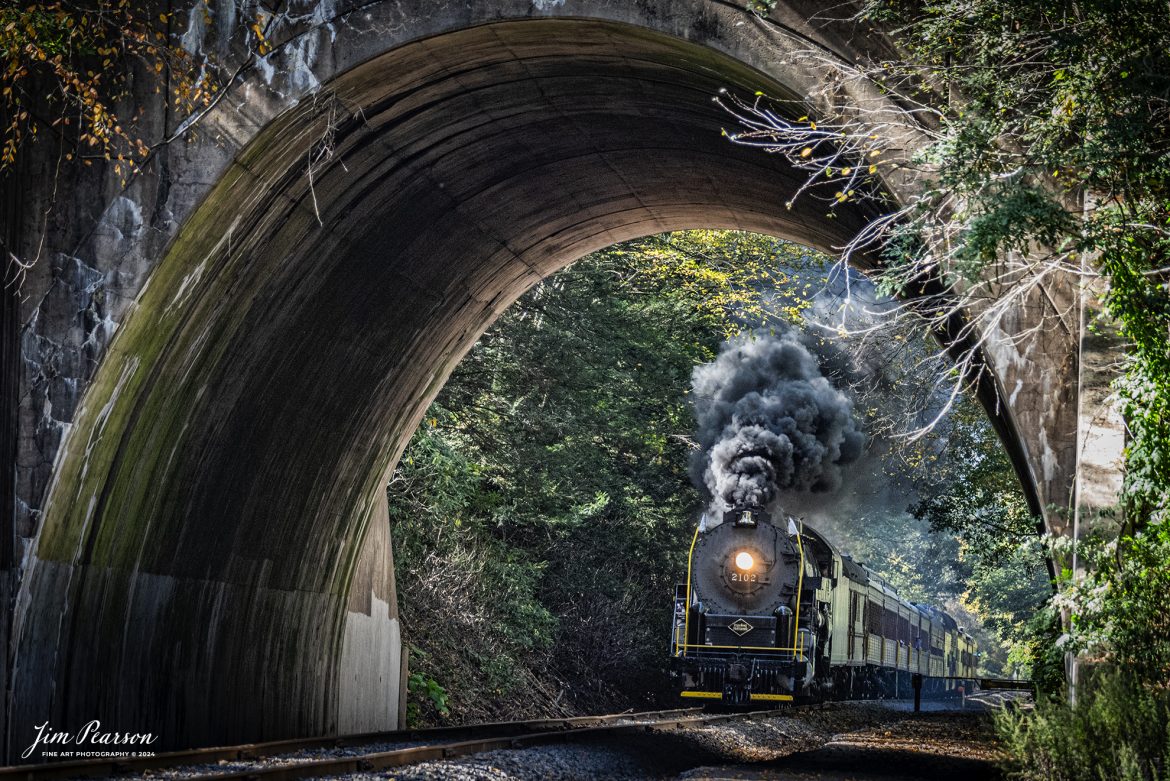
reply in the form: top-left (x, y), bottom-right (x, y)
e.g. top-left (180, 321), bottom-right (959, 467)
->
top-left (669, 505), bottom-right (978, 705)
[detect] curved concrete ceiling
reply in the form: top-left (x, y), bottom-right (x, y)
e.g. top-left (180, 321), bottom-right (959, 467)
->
top-left (211, 21), bottom-right (877, 574)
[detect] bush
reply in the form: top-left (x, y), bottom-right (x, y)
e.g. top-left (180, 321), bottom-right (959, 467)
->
top-left (995, 672), bottom-right (1170, 781)
top-left (406, 665), bottom-right (450, 726)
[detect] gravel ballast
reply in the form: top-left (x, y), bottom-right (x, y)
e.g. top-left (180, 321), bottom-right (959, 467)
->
top-left (326, 702), bottom-right (1001, 781)
top-left (101, 701), bottom-right (1005, 781)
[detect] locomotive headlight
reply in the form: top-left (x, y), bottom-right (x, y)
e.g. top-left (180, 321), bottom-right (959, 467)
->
top-left (734, 551), bottom-right (754, 570)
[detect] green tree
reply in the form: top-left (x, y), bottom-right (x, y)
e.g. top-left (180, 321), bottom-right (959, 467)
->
top-left (866, 0), bottom-right (1170, 532)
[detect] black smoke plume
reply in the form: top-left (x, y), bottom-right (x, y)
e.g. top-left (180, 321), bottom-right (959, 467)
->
top-left (691, 331), bottom-right (864, 519)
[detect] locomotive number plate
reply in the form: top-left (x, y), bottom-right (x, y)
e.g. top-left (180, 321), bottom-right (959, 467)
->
top-left (729, 572), bottom-right (770, 584)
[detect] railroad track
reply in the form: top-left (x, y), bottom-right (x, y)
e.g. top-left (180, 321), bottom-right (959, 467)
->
top-left (0, 706), bottom-right (765, 781)
top-left (186, 708), bottom-right (798, 781)
top-left (963, 688), bottom-right (1033, 710)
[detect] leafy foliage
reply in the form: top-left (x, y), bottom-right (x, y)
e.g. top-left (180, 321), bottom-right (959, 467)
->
top-left (996, 672), bottom-right (1170, 781)
top-left (4, 2), bottom-right (193, 173)
top-left (862, 0), bottom-right (1170, 526)
top-left (851, 0), bottom-right (1170, 774)
top-left (406, 666), bottom-right (450, 725)
top-left (1052, 531), bottom-right (1170, 687)
top-left (0, 1), bottom-right (271, 178)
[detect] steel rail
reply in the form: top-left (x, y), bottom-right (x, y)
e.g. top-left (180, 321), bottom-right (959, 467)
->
top-left (0, 707), bottom-right (705, 781)
top-left (179, 707), bottom-right (803, 781)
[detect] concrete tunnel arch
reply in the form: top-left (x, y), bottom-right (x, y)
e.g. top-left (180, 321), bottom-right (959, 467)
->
top-left (9, 10), bottom-right (1063, 754)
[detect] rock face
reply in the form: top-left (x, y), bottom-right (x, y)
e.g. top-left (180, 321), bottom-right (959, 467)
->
top-left (0, 0), bottom-right (1120, 759)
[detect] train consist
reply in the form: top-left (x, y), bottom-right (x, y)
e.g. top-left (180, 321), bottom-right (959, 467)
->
top-left (670, 505), bottom-right (978, 705)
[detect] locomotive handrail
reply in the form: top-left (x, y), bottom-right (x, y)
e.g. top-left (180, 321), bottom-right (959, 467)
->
top-left (792, 521), bottom-right (805, 662)
top-left (680, 525), bottom-right (701, 657)
top-left (675, 643), bottom-right (805, 653)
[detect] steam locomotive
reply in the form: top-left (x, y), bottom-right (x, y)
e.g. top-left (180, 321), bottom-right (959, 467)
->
top-left (669, 505), bottom-right (978, 705)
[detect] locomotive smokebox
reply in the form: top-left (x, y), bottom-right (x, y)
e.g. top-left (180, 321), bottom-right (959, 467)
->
top-left (693, 506), bottom-right (801, 618)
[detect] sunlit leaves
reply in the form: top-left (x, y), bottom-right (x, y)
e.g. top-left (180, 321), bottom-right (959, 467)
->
top-left (0, 1), bottom-right (229, 175)
top-left (865, 0), bottom-right (1170, 523)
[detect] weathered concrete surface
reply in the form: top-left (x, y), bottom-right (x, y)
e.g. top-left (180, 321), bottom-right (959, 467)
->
top-left (0, 0), bottom-right (1120, 759)
top-left (339, 491), bottom-right (402, 734)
